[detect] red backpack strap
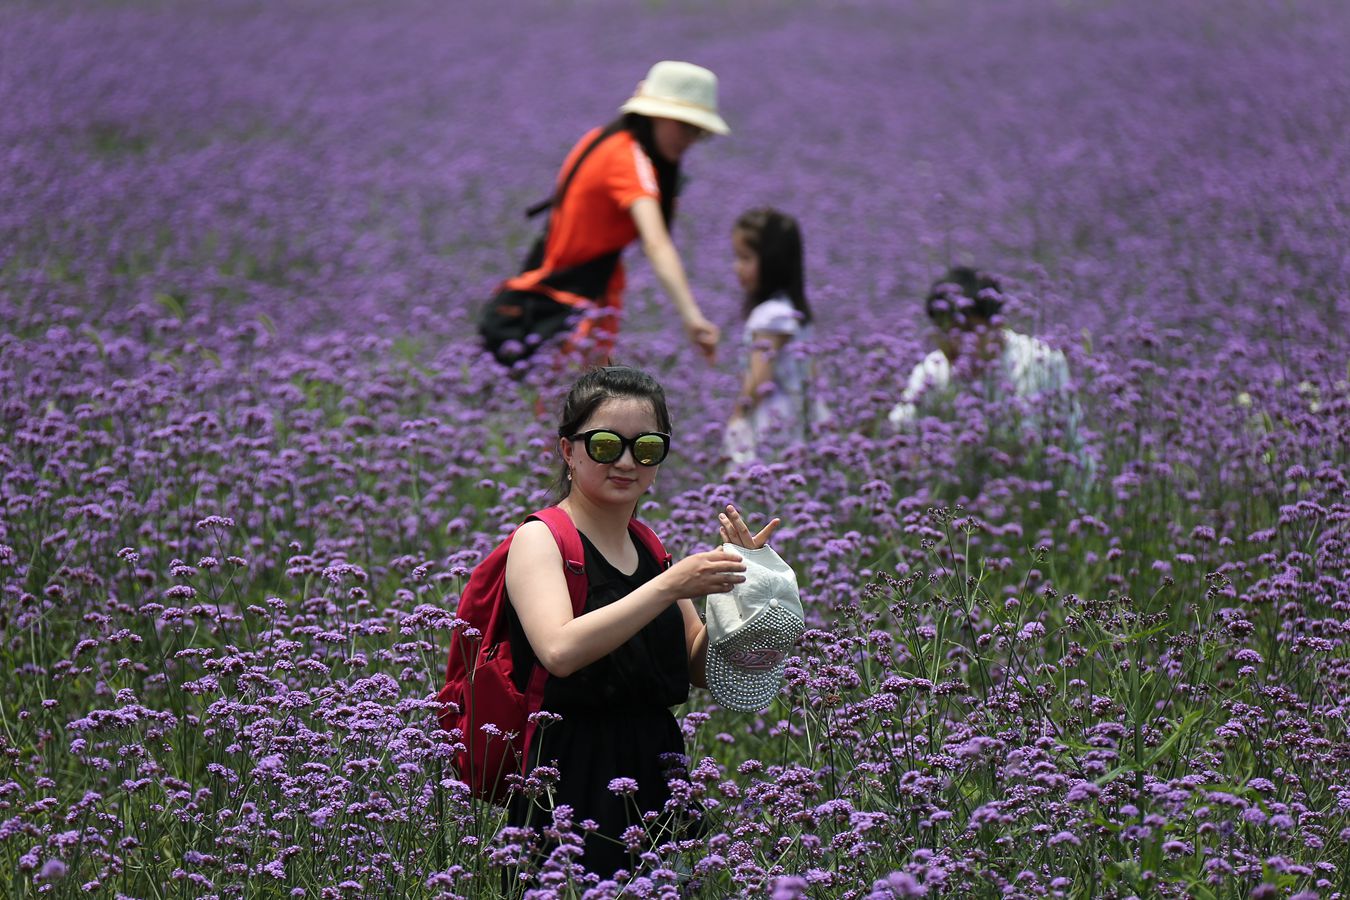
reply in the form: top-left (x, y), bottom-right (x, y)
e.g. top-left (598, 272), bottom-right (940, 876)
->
top-left (518, 506), bottom-right (588, 769)
top-left (530, 506), bottom-right (588, 608)
top-left (628, 517), bottom-right (672, 571)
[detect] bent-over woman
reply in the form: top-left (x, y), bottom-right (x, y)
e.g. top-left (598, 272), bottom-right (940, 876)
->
top-left (501, 62), bottom-right (727, 364)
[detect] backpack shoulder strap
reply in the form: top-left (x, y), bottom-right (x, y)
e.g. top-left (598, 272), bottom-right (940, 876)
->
top-left (529, 506), bottom-right (588, 614)
top-left (525, 127), bottom-right (616, 219)
top-left (628, 517), bottom-right (672, 571)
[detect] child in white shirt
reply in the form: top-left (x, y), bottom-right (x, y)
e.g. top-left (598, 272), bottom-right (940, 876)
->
top-left (888, 267), bottom-right (1087, 475)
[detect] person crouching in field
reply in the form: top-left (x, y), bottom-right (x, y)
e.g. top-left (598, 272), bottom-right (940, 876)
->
top-left (888, 267), bottom-right (1088, 477)
top-left (504, 366), bottom-right (781, 877)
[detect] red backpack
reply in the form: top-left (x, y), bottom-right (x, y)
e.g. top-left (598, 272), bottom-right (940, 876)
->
top-left (436, 506), bottom-right (671, 803)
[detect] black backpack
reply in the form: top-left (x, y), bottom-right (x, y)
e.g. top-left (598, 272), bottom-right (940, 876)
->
top-left (478, 130), bottom-right (622, 366)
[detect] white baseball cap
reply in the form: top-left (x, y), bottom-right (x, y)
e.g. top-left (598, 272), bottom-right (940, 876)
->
top-left (619, 61), bottom-right (730, 136)
top-left (705, 545), bottom-right (803, 712)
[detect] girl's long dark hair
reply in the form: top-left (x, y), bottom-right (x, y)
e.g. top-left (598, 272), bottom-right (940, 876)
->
top-left (734, 207), bottom-right (812, 325)
top-left (605, 114), bottom-right (679, 226)
top-left (554, 366), bottom-right (672, 502)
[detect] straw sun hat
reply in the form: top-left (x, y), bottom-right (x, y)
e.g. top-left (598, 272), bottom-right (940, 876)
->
top-left (619, 61), bottom-right (730, 136)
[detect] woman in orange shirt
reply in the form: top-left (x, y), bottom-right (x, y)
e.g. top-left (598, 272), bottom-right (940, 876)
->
top-left (501, 61), bottom-right (727, 364)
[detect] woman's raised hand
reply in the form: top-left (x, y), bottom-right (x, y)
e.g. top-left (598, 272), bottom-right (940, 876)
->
top-left (718, 504), bottom-right (781, 550)
top-left (660, 548), bottom-right (746, 598)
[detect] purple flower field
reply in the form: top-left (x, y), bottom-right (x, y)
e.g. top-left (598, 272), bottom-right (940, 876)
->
top-left (2, 0), bottom-right (1348, 896)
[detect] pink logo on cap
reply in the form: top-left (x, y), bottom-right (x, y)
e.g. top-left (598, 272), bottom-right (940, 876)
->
top-left (726, 649), bottom-right (785, 672)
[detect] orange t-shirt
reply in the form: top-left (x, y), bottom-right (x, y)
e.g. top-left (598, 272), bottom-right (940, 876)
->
top-left (504, 127), bottom-right (660, 310)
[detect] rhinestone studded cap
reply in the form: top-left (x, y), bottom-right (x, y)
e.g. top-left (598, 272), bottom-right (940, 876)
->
top-left (705, 545), bottom-right (804, 712)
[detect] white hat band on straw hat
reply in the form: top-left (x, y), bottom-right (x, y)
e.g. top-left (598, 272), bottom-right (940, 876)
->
top-left (705, 544), bottom-right (803, 712)
top-left (619, 60), bottom-right (730, 136)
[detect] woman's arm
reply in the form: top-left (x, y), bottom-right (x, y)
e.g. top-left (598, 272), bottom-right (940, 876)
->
top-left (631, 197), bottom-right (718, 360)
top-left (505, 520), bottom-right (745, 678)
top-left (679, 598), bottom-right (708, 689)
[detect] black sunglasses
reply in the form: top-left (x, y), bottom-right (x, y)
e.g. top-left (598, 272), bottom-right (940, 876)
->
top-left (570, 429), bottom-right (671, 466)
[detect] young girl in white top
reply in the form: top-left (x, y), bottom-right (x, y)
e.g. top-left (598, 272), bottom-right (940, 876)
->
top-left (724, 208), bottom-right (819, 466)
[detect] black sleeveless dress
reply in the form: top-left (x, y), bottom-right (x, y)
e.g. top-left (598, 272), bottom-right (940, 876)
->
top-left (506, 532), bottom-right (693, 877)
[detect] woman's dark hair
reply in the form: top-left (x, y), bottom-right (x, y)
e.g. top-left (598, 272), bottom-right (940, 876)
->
top-left (925, 266), bottom-right (1004, 327)
top-left (604, 114), bottom-right (680, 227)
top-left (555, 366), bottom-right (672, 499)
top-left (733, 207), bottom-right (812, 325)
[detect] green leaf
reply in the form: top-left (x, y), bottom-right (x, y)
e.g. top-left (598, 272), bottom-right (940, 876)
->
top-left (1120, 620), bottom-right (1171, 643)
top-left (1094, 710), bottom-right (1207, 787)
top-left (1183, 880), bottom-right (1218, 900)
top-left (80, 325), bottom-right (105, 354)
top-left (155, 291), bottom-right (185, 320)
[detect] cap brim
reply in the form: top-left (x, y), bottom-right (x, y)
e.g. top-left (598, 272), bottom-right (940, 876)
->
top-left (619, 97), bottom-right (730, 135)
top-left (705, 608), bottom-right (801, 712)
top-left (706, 646), bottom-right (788, 712)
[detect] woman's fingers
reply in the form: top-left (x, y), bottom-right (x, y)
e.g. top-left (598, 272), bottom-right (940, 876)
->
top-left (752, 517), bottom-right (782, 545)
top-left (704, 549), bottom-right (745, 593)
top-left (711, 548), bottom-right (745, 567)
top-left (719, 506), bottom-right (753, 543)
top-left (719, 505), bottom-right (781, 549)
top-left (667, 548), bottom-right (746, 597)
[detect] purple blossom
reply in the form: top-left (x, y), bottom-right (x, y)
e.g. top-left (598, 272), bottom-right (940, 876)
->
top-left (771, 875), bottom-right (809, 900)
top-left (38, 858), bottom-right (68, 881)
top-left (607, 777), bottom-right (640, 796)
top-left (870, 871), bottom-right (926, 898)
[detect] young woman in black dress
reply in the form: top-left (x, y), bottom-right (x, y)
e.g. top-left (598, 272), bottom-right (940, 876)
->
top-left (504, 366), bottom-right (779, 877)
